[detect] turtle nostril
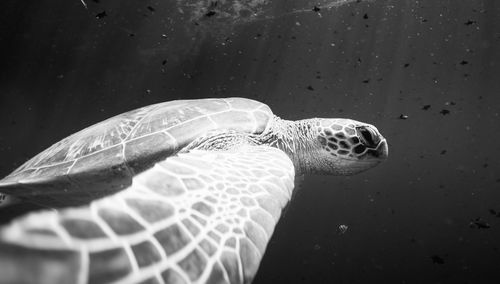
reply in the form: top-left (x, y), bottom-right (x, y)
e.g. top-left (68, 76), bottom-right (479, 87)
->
top-left (356, 126), bottom-right (380, 148)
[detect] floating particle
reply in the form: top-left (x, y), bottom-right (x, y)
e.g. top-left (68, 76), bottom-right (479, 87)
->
top-left (307, 85), bottom-right (314, 91)
top-left (489, 209), bottom-right (497, 216)
top-left (422, 104), bottom-right (431, 110)
top-left (440, 109), bottom-right (450, 115)
top-left (469, 218), bottom-right (490, 229)
top-left (205, 10), bottom-right (216, 17)
top-left (399, 114), bottom-right (409, 120)
top-left (459, 60), bottom-right (468, 65)
top-left (404, 63), bottom-right (410, 68)
top-left (464, 20), bottom-right (476, 26)
top-left (431, 255), bottom-right (444, 264)
top-left (363, 13), bottom-right (368, 19)
top-left (95, 11), bottom-right (107, 19)
top-left (362, 79), bottom-right (370, 83)
top-left (312, 6), bottom-right (320, 12)
top-left (440, 150), bottom-right (447, 155)
top-left (162, 60), bottom-right (167, 65)
top-left (337, 224), bottom-right (348, 234)
top-left (445, 101), bottom-right (456, 106)
top-left (147, 6), bottom-right (155, 12)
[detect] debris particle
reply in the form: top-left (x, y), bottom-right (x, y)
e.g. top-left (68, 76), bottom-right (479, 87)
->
top-left (439, 109), bottom-right (450, 115)
top-left (312, 6), bottom-right (320, 12)
top-left (445, 101), bottom-right (456, 106)
top-left (440, 150), bottom-right (447, 155)
top-left (464, 20), bottom-right (476, 26)
top-left (399, 114), bottom-right (409, 120)
top-left (404, 63), bottom-right (410, 68)
top-left (95, 11), bottom-right (107, 19)
top-left (147, 6), bottom-right (155, 12)
top-left (431, 255), bottom-right (444, 264)
top-left (362, 79), bottom-right (370, 83)
top-left (489, 209), bottom-right (497, 216)
top-left (162, 60), bottom-right (167, 65)
top-left (422, 104), bottom-right (431, 110)
top-left (469, 218), bottom-right (490, 229)
top-left (459, 60), bottom-right (468, 65)
top-left (161, 34), bottom-right (168, 38)
top-left (337, 224), bottom-right (348, 234)
top-left (205, 10), bottom-right (216, 17)
top-left (363, 13), bottom-right (368, 19)
top-left (307, 85), bottom-right (314, 91)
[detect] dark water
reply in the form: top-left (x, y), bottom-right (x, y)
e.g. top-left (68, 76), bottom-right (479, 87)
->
top-left (1, 0), bottom-right (499, 283)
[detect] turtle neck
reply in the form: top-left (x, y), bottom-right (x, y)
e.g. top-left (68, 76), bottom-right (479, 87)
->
top-left (257, 116), bottom-right (321, 175)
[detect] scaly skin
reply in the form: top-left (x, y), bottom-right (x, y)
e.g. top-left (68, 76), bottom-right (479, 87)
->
top-left (0, 146), bottom-right (295, 284)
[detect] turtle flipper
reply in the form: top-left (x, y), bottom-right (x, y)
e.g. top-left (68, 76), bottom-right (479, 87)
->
top-left (0, 145), bottom-right (295, 284)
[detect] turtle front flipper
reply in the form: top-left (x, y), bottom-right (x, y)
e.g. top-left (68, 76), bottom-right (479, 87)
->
top-left (0, 145), bottom-right (295, 284)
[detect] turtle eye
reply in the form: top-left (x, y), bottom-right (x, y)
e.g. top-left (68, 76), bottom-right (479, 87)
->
top-left (356, 126), bottom-right (380, 148)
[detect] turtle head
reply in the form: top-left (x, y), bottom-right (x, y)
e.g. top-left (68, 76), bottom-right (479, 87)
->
top-left (309, 118), bottom-right (388, 175)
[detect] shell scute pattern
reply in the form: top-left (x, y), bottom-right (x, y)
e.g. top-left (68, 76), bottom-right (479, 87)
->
top-left (0, 98), bottom-right (273, 198)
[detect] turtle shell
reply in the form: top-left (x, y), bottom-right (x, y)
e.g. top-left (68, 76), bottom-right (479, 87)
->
top-left (0, 97), bottom-right (273, 207)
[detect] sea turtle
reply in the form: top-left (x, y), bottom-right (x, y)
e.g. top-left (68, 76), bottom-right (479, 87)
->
top-left (0, 97), bottom-right (388, 284)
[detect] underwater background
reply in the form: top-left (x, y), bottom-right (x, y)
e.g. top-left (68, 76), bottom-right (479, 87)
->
top-left (0, 0), bottom-right (499, 283)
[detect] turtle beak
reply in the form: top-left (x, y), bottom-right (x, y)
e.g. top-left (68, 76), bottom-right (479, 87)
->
top-left (367, 139), bottom-right (388, 160)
